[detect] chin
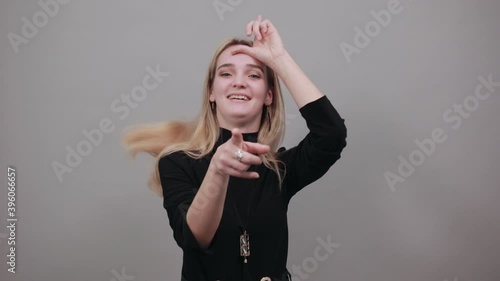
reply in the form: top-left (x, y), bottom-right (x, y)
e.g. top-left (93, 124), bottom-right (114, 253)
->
top-left (226, 110), bottom-right (260, 121)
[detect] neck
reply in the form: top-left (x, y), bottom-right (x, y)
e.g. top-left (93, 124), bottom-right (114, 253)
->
top-left (219, 126), bottom-right (259, 134)
top-left (215, 109), bottom-right (264, 133)
top-left (217, 120), bottom-right (261, 134)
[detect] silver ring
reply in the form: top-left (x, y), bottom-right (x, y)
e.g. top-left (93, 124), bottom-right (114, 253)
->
top-left (235, 149), bottom-right (244, 162)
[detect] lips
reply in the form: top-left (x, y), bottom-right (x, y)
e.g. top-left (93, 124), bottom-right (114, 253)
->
top-left (227, 93), bottom-right (251, 101)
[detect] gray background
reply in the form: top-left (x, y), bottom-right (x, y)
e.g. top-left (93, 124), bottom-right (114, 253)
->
top-left (1, 0), bottom-right (499, 280)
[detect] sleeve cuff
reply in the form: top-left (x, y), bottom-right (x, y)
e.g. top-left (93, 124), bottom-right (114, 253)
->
top-left (177, 202), bottom-right (217, 255)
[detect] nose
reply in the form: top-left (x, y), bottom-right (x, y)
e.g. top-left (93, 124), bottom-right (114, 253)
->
top-left (232, 75), bottom-right (247, 88)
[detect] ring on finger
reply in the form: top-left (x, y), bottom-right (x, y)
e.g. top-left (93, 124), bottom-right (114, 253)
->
top-left (235, 149), bottom-right (244, 162)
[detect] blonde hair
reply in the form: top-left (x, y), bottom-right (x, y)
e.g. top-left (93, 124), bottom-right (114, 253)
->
top-left (122, 37), bottom-right (286, 197)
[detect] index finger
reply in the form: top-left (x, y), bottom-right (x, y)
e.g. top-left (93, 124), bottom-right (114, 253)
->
top-left (230, 128), bottom-right (244, 146)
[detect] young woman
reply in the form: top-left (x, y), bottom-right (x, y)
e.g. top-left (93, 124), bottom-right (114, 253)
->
top-left (123, 15), bottom-right (347, 281)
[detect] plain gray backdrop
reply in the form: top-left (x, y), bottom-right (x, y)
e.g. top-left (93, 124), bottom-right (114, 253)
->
top-left (1, 0), bottom-right (499, 280)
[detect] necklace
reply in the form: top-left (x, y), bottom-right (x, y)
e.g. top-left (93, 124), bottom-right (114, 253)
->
top-left (230, 166), bottom-right (260, 264)
top-left (234, 206), bottom-right (251, 263)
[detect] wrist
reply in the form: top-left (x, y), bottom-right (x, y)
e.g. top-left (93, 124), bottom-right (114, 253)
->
top-left (269, 50), bottom-right (293, 75)
top-left (208, 160), bottom-right (230, 181)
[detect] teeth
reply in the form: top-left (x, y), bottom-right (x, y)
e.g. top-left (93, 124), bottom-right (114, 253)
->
top-left (229, 95), bottom-right (249, 101)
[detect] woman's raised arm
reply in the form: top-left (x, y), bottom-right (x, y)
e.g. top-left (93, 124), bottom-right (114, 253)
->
top-left (230, 15), bottom-right (325, 108)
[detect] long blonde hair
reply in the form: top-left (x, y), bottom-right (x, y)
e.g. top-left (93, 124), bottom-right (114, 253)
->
top-left (122, 37), bottom-right (286, 197)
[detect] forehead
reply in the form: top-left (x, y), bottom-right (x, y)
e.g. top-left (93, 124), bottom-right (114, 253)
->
top-left (216, 45), bottom-right (264, 69)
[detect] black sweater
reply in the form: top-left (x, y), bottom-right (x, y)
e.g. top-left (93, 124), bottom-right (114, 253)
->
top-left (158, 95), bottom-right (347, 281)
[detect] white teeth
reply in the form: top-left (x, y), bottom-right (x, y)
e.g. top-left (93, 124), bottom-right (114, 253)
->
top-left (228, 95), bottom-right (249, 101)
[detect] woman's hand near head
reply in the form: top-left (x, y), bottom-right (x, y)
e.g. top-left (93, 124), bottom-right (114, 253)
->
top-left (230, 15), bottom-right (288, 70)
top-left (211, 128), bottom-right (270, 179)
top-left (233, 15), bottom-right (325, 109)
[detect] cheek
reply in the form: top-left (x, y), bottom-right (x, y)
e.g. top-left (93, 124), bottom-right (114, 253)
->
top-left (213, 78), bottom-right (231, 91)
top-left (211, 81), bottom-right (225, 97)
top-left (249, 82), bottom-right (268, 98)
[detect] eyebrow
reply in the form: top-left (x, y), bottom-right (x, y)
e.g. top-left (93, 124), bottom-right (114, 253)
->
top-left (216, 63), bottom-right (264, 73)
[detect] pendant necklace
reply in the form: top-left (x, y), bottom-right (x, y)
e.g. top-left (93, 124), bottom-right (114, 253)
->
top-left (236, 212), bottom-right (251, 263)
top-left (230, 167), bottom-right (259, 264)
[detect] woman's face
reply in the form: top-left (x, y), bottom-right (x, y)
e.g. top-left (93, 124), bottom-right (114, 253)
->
top-left (210, 45), bottom-right (273, 132)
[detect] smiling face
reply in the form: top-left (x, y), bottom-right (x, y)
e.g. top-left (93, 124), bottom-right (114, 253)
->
top-left (209, 45), bottom-right (273, 133)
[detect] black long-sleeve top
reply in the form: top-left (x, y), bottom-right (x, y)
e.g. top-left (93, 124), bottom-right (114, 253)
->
top-left (158, 95), bottom-right (347, 281)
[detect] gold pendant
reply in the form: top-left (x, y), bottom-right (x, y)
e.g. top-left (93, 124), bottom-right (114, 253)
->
top-left (240, 230), bottom-right (250, 263)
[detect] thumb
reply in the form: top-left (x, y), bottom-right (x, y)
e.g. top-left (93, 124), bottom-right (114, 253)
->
top-left (231, 45), bottom-right (255, 57)
top-left (230, 128), bottom-right (244, 146)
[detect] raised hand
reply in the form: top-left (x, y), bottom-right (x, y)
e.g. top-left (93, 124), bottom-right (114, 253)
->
top-left (212, 128), bottom-right (270, 179)
top-left (230, 15), bottom-right (288, 70)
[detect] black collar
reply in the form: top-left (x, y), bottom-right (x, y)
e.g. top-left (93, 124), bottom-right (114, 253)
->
top-left (219, 127), bottom-right (259, 144)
